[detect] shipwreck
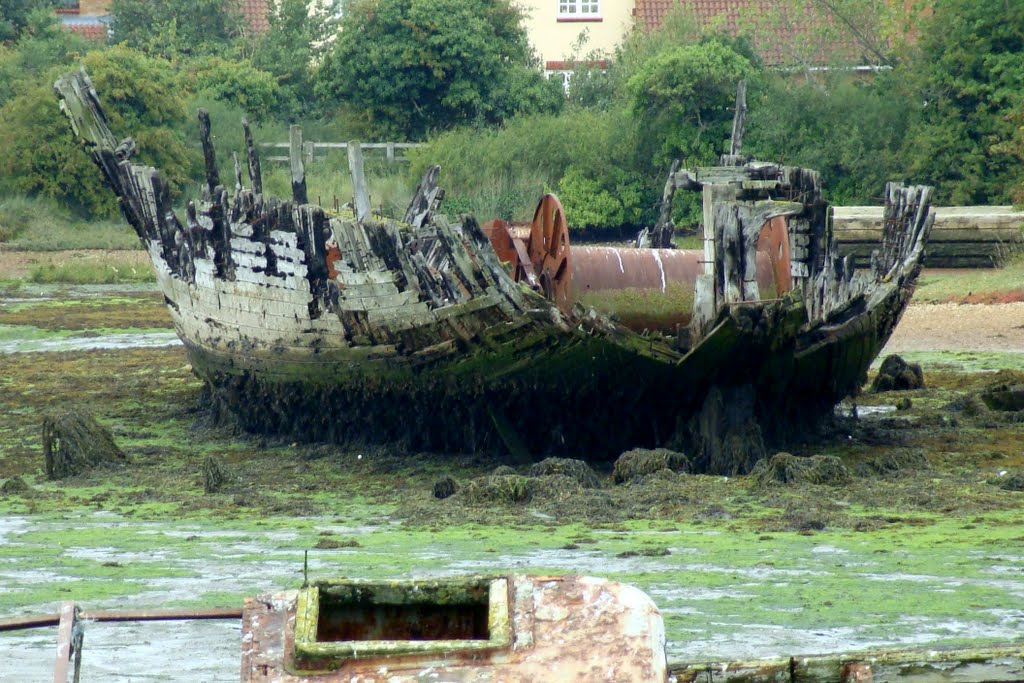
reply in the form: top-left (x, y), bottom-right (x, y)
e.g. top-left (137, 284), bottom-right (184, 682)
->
top-left (54, 70), bottom-right (933, 473)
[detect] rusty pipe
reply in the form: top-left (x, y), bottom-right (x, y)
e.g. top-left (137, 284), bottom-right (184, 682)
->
top-left (570, 246), bottom-right (776, 330)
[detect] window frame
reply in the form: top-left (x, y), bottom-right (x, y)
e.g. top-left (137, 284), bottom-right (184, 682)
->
top-left (557, 0), bottom-right (601, 21)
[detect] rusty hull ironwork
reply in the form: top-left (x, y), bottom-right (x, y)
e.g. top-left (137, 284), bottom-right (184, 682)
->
top-left (483, 194), bottom-right (783, 332)
top-left (241, 575), bottom-right (667, 682)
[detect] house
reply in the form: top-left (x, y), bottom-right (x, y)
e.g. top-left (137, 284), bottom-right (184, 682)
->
top-left (54, 0), bottom-right (272, 41)
top-left (520, 0), bottom-right (908, 81)
top-left (517, 1), bottom-right (634, 81)
top-left (55, 0), bottom-right (110, 40)
top-left (632, 0), bottom-right (905, 68)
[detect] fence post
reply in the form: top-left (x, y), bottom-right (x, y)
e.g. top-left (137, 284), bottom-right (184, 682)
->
top-left (304, 141), bottom-right (314, 166)
top-left (386, 142), bottom-right (395, 164)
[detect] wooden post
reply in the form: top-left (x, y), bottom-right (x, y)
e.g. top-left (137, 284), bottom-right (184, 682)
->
top-left (386, 142), bottom-right (395, 163)
top-left (729, 79), bottom-right (747, 158)
top-left (289, 125), bottom-right (308, 205)
top-left (232, 152), bottom-right (243, 194)
top-left (404, 165), bottom-right (441, 227)
top-left (303, 141), bottom-right (314, 166)
top-left (651, 159), bottom-right (682, 248)
top-left (197, 109), bottom-right (220, 194)
top-left (348, 140), bottom-right (371, 223)
top-left (53, 601), bottom-right (82, 683)
top-left (241, 117), bottom-right (263, 195)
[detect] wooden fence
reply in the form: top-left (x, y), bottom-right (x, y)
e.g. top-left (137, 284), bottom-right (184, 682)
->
top-left (834, 206), bottom-right (1024, 268)
top-left (260, 141), bottom-right (424, 165)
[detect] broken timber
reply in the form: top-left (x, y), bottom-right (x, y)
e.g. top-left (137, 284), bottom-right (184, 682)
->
top-left (55, 69), bottom-right (933, 472)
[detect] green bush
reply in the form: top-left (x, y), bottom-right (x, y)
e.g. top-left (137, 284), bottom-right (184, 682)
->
top-left (557, 165), bottom-right (648, 229)
top-left (0, 46), bottom-right (197, 218)
top-left (315, 0), bottom-right (561, 140)
top-left (627, 39), bottom-right (754, 168)
top-left (29, 262), bottom-right (154, 284)
top-left (413, 107), bottom-right (661, 226)
top-left (746, 74), bottom-right (913, 204)
top-left (0, 194), bottom-right (139, 250)
top-left (188, 57), bottom-right (283, 122)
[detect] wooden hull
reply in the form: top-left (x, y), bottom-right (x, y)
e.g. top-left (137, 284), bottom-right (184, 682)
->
top-left (55, 70), bottom-right (934, 471)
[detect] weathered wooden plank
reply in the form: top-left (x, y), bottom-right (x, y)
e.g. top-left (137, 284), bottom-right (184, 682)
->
top-left (289, 125), bottom-right (308, 204)
top-left (230, 238), bottom-right (265, 256)
top-left (197, 109), bottom-right (219, 194)
top-left (269, 230), bottom-right (299, 248)
top-left (335, 269), bottom-right (398, 286)
top-left (53, 602), bottom-right (80, 683)
top-left (333, 281), bottom-right (401, 299)
top-left (242, 117), bottom-right (263, 195)
top-left (336, 289), bottom-right (421, 312)
top-left (348, 140), bottom-right (371, 223)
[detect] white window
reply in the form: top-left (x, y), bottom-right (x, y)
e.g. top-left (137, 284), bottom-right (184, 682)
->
top-left (558, 1), bottom-right (600, 18)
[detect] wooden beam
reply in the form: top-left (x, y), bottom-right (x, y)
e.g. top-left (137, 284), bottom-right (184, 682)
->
top-left (241, 117), bottom-right (263, 195)
top-left (348, 140), bottom-right (371, 223)
top-left (52, 602), bottom-right (79, 683)
top-left (197, 109), bottom-right (220, 195)
top-left (289, 125), bottom-right (308, 205)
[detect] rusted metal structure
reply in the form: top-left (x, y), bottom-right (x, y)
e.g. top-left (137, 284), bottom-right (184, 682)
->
top-left (482, 197), bottom-right (779, 330)
top-left (55, 69), bottom-right (933, 473)
top-left (5, 577), bottom-right (1024, 682)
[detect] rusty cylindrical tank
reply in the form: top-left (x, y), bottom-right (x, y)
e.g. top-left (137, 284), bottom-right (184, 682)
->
top-left (483, 195), bottom-right (781, 332)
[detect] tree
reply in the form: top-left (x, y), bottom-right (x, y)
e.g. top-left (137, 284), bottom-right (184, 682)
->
top-left (0, 8), bottom-right (89, 106)
top-left (188, 56), bottom-right (283, 121)
top-left (628, 39), bottom-right (754, 167)
top-left (746, 73), bottom-right (913, 204)
top-left (901, 0), bottom-right (1024, 204)
top-left (315, 0), bottom-right (562, 140)
top-left (0, 46), bottom-right (196, 216)
top-left (252, 0), bottom-right (338, 118)
top-left (0, 0), bottom-right (53, 44)
top-left (109, 0), bottom-right (244, 60)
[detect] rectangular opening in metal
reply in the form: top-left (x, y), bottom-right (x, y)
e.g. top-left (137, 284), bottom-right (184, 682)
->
top-left (315, 586), bottom-right (490, 642)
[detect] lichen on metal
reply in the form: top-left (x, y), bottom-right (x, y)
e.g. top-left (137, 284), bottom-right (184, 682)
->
top-left (242, 574), bottom-right (667, 681)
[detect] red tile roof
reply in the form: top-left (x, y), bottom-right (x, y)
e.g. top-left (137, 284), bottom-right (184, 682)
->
top-left (632, 0), bottom-right (870, 67)
top-left (68, 22), bottom-right (108, 41)
top-left (237, 0), bottom-right (270, 34)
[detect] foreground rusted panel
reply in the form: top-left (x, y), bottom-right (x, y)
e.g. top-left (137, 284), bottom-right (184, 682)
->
top-left (55, 69), bottom-right (934, 472)
top-left (241, 576), bottom-right (666, 682)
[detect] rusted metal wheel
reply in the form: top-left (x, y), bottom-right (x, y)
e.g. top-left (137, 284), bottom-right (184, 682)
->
top-left (528, 194), bottom-right (572, 313)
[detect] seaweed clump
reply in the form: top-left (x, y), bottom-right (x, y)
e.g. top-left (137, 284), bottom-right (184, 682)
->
top-left (613, 448), bottom-right (690, 484)
top-left (41, 410), bottom-right (127, 480)
top-left (751, 452), bottom-right (850, 486)
top-left (529, 458), bottom-right (600, 489)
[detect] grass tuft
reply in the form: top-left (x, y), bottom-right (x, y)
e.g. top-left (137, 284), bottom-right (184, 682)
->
top-left (0, 195), bottom-right (139, 251)
top-left (29, 262), bottom-right (154, 285)
top-left (914, 254), bottom-right (1024, 303)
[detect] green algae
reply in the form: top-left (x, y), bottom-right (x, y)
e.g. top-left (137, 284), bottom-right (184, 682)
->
top-left (2, 284), bottom-right (1024, 662)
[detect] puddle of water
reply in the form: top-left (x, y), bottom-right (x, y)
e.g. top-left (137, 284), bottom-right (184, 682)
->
top-left (835, 403), bottom-right (898, 418)
top-left (2, 620), bottom-right (239, 683)
top-left (0, 327), bottom-right (181, 353)
top-left (0, 283), bottom-right (158, 303)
